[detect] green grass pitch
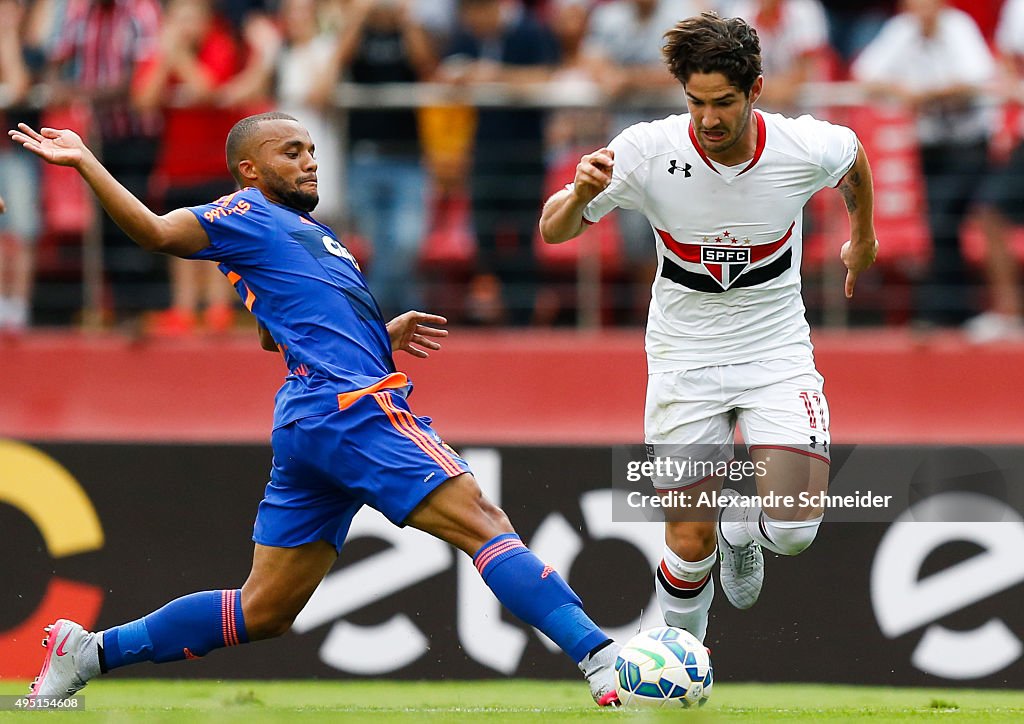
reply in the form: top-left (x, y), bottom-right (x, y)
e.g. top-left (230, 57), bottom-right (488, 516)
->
top-left (1, 680), bottom-right (1023, 722)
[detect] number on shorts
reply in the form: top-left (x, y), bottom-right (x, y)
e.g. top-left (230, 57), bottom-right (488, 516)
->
top-left (799, 391), bottom-right (828, 432)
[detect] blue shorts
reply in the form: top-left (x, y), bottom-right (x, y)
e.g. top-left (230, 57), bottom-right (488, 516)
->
top-left (254, 389), bottom-right (471, 552)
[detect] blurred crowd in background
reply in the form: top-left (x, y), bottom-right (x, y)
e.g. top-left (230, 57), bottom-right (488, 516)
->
top-left (0, 0), bottom-right (1023, 339)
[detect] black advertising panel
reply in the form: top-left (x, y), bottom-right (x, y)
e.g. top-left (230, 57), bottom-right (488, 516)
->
top-left (2, 442), bottom-right (1022, 686)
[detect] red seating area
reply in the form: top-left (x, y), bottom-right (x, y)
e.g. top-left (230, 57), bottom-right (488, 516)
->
top-left (419, 107), bottom-right (1023, 294)
top-left (32, 101), bottom-right (1024, 317)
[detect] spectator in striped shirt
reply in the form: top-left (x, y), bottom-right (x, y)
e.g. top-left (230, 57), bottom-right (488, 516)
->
top-left (0, 0), bottom-right (40, 332)
top-left (47, 0), bottom-right (164, 324)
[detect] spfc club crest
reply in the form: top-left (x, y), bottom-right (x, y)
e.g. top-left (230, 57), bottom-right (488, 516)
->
top-left (701, 245), bottom-right (750, 289)
top-left (655, 223), bottom-right (795, 291)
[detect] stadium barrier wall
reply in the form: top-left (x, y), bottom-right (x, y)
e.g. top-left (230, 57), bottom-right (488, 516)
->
top-left (2, 441), bottom-right (1022, 686)
top-left (2, 329), bottom-right (1024, 444)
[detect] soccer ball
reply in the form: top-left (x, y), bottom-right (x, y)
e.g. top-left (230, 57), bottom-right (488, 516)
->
top-left (614, 626), bottom-right (713, 708)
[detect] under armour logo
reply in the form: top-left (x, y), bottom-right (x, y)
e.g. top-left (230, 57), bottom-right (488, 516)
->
top-left (540, 565), bottom-right (555, 579)
top-left (668, 160), bottom-right (691, 177)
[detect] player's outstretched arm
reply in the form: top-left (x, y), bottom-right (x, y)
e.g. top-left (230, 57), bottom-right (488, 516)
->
top-left (837, 140), bottom-right (878, 299)
top-left (387, 311), bottom-right (448, 359)
top-left (8, 123), bottom-right (209, 257)
top-left (539, 147), bottom-right (614, 245)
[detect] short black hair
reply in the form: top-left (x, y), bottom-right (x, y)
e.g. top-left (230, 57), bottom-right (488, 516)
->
top-left (662, 12), bottom-right (762, 95)
top-left (225, 111), bottom-right (300, 186)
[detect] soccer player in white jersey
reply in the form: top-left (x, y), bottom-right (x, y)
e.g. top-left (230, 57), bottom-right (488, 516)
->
top-left (540, 12), bottom-right (878, 642)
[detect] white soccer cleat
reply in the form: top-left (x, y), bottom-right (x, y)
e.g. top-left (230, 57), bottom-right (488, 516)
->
top-left (717, 488), bottom-right (764, 610)
top-left (28, 620), bottom-right (96, 700)
top-left (578, 640), bottom-right (622, 707)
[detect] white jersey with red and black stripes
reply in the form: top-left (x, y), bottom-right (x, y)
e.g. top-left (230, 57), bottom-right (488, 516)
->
top-left (583, 110), bottom-right (857, 373)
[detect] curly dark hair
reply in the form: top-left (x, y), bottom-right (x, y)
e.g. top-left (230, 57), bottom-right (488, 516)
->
top-left (662, 12), bottom-right (762, 95)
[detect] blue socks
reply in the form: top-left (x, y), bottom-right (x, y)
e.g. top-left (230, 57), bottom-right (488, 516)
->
top-left (99, 538), bottom-right (606, 672)
top-left (102, 590), bottom-right (248, 670)
top-left (473, 533), bottom-right (610, 663)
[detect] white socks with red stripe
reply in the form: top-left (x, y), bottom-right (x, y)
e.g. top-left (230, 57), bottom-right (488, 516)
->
top-left (757, 513), bottom-right (822, 555)
top-left (655, 547), bottom-right (716, 642)
top-left (720, 501), bottom-right (822, 556)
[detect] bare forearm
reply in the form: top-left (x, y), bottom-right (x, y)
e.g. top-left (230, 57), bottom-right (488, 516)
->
top-left (861, 80), bottom-right (909, 104)
top-left (756, 57), bottom-right (813, 108)
top-left (620, 65), bottom-right (676, 90)
top-left (84, 80), bottom-right (134, 105)
top-left (134, 58), bottom-right (174, 110)
top-left (494, 65), bottom-right (554, 85)
top-left (838, 142), bottom-right (876, 246)
top-left (403, 22), bottom-right (438, 79)
top-left (539, 187), bottom-right (589, 244)
top-left (0, 37), bottom-right (30, 101)
top-left (332, 5), bottom-right (374, 74)
top-left (222, 61), bottom-right (273, 106)
top-left (920, 83), bottom-right (984, 105)
top-left (76, 153), bottom-right (198, 255)
top-left (541, 145), bottom-right (614, 243)
top-left (170, 54), bottom-right (218, 101)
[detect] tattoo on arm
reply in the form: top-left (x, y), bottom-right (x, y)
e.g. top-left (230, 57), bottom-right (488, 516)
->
top-left (838, 169), bottom-right (861, 213)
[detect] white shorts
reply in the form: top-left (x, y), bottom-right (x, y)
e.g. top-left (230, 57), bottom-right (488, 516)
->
top-left (644, 357), bottom-right (830, 489)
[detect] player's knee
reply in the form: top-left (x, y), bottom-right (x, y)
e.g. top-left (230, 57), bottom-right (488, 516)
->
top-left (761, 515), bottom-right (822, 556)
top-left (477, 495), bottom-right (513, 536)
top-left (241, 591), bottom-right (302, 641)
top-left (665, 522), bottom-right (717, 561)
top-left (453, 474), bottom-right (513, 538)
top-left (459, 495), bottom-right (514, 554)
top-left (408, 473), bottom-right (516, 553)
top-left (244, 606), bottom-right (297, 641)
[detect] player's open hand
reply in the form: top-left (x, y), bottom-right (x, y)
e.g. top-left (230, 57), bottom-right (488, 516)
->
top-left (841, 238), bottom-right (878, 299)
top-left (387, 311), bottom-right (448, 358)
top-left (8, 123), bottom-right (88, 168)
top-left (572, 147), bottom-right (615, 204)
